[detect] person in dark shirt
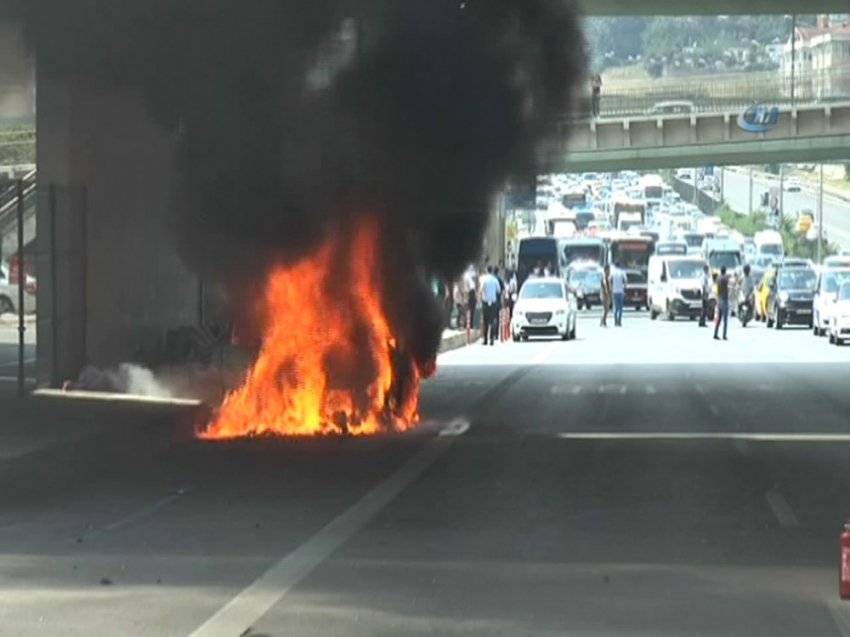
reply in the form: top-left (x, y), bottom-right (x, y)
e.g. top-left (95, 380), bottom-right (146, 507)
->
top-left (714, 266), bottom-right (730, 341)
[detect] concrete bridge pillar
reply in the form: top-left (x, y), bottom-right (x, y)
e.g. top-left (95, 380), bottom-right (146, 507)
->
top-left (36, 66), bottom-right (199, 385)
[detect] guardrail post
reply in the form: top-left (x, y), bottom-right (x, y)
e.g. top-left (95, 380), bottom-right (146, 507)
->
top-left (16, 179), bottom-right (24, 397)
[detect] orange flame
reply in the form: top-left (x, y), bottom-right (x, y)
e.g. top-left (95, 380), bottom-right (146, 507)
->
top-left (200, 218), bottom-right (421, 438)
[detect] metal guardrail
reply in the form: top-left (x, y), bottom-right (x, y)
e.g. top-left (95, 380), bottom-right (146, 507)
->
top-left (572, 66), bottom-right (850, 120)
top-left (0, 170), bottom-right (36, 236)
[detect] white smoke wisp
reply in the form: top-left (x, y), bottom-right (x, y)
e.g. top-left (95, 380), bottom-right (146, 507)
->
top-left (120, 364), bottom-right (174, 398)
top-left (67, 356), bottom-right (251, 406)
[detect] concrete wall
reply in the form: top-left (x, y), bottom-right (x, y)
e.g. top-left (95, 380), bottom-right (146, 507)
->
top-left (0, 22), bottom-right (34, 121)
top-left (36, 70), bottom-right (199, 385)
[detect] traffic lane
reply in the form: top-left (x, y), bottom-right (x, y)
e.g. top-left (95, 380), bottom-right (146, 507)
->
top-left (721, 170), bottom-right (850, 247)
top-left (248, 385), bottom-right (841, 636)
top-left (0, 324), bottom-right (36, 378)
top-left (0, 349), bottom-right (519, 637)
top-left (0, 426), bottom-right (488, 635)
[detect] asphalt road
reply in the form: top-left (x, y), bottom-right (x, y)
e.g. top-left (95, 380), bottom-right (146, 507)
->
top-left (720, 168), bottom-right (850, 249)
top-left (0, 322), bottom-right (36, 380)
top-left (6, 309), bottom-right (850, 635)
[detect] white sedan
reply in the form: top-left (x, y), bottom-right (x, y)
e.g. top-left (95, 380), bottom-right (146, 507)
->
top-left (511, 277), bottom-right (578, 342)
top-left (828, 281), bottom-right (850, 345)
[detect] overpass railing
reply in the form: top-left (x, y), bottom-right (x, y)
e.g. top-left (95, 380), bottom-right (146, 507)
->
top-left (575, 66), bottom-right (850, 119)
top-left (0, 170), bottom-right (36, 237)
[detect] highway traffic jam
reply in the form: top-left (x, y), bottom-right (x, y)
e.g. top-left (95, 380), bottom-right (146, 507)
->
top-left (508, 171), bottom-right (850, 343)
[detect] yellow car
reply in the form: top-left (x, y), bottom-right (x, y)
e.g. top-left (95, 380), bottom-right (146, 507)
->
top-left (797, 210), bottom-right (814, 234)
top-left (755, 270), bottom-right (775, 321)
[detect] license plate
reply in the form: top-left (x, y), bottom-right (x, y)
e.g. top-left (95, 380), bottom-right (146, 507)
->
top-left (530, 319), bottom-right (548, 325)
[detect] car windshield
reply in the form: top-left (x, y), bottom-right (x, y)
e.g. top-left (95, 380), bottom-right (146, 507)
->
top-left (823, 271), bottom-right (850, 294)
top-left (520, 281), bottom-right (564, 300)
top-left (708, 251), bottom-right (741, 269)
top-left (668, 260), bottom-right (705, 279)
top-left (568, 269), bottom-right (602, 287)
top-left (759, 244), bottom-right (782, 256)
top-left (626, 271), bottom-right (646, 284)
top-left (778, 269), bottom-right (816, 290)
top-left (841, 284), bottom-right (850, 301)
top-left (682, 234), bottom-right (704, 247)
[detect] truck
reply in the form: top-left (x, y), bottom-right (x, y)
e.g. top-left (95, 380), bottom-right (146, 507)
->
top-left (613, 198), bottom-right (646, 231)
top-left (562, 237), bottom-right (607, 266)
top-left (701, 236), bottom-right (743, 279)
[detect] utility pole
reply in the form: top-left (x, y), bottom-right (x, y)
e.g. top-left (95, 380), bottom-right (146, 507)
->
top-left (818, 163), bottom-right (824, 262)
top-left (790, 14), bottom-right (797, 106)
top-left (779, 164), bottom-right (785, 221)
top-left (748, 167), bottom-right (754, 214)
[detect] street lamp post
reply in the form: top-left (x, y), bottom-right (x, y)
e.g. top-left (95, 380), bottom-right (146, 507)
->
top-left (784, 15), bottom-right (798, 105)
top-left (818, 163), bottom-right (824, 262)
top-left (748, 167), bottom-right (754, 215)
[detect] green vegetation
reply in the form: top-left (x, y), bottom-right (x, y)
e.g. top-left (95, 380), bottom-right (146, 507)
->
top-left (585, 15), bottom-right (817, 77)
top-left (0, 127), bottom-right (35, 166)
top-left (715, 204), bottom-right (840, 262)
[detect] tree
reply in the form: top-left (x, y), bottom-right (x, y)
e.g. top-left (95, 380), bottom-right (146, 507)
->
top-left (715, 204), bottom-right (839, 261)
top-left (584, 17), bottom-right (648, 70)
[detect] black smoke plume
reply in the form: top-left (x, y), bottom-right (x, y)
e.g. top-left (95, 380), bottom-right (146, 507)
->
top-left (21, 0), bottom-right (586, 370)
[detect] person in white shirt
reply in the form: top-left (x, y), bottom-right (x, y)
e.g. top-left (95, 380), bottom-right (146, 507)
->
top-left (610, 262), bottom-right (628, 327)
top-left (463, 266), bottom-right (478, 330)
top-left (478, 266), bottom-right (502, 345)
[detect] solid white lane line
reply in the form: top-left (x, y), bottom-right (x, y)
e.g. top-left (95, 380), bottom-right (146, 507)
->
top-left (188, 419), bottom-right (470, 637)
top-left (556, 432), bottom-right (850, 442)
top-left (765, 489), bottom-right (800, 528)
top-left (530, 342), bottom-right (558, 364)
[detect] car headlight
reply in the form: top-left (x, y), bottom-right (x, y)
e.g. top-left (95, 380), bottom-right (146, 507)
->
top-left (555, 309), bottom-right (566, 316)
top-left (779, 291), bottom-right (789, 304)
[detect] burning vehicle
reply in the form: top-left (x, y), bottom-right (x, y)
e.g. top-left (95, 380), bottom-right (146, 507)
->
top-left (31, 0), bottom-right (586, 437)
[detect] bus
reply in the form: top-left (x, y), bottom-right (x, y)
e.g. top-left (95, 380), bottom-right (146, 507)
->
top-left (517, 236), bottom-right (564, 287)
top-left (609, 235), bottom-right (655, 275)
top-left (562, 237), bottom-right (607, 267)
top-left (639, 174), bottom-right (665, 207)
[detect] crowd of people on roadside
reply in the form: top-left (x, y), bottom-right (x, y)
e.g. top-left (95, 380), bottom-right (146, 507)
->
top-left (438, 264), bottom-right (519, 345)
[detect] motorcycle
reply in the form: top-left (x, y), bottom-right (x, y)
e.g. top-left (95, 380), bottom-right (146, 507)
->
top-left (738, 292), bottom-right (754, 327)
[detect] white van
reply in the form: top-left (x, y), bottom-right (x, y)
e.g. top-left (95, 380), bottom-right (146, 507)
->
top-left (648, 255), bottom-right (708, 320)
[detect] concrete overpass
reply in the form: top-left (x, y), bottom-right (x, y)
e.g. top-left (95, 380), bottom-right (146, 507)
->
top-left (555, 102), bottom-right (850, 173)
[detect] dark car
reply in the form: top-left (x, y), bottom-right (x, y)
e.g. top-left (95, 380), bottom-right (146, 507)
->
top-left (766, 266), bottom-right (816, 329)
top-left (566, 264), bottom-right (603, 310)
top-left (625, 270), bottom-right (649, 310)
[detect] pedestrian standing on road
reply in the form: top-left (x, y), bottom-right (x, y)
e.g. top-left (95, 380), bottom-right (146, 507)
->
top-left (506, 269), bottom-right (518, 318)
top-left (591, 73), bottom-right (602, 117)
top-left (464, 266), bottom-right (478, 331)
top-left (714, 266), bottom-right (730, 341)
top-left (610, 262), bottom-right (627, 327)
top-left (479, 266), bottom-right (501, 346)
top-left (453, 279), bottom-right (466, 330)
top-left (699, 264), bottom-right (712, 328)
top-left (600, 263), bottom-right (612, 327)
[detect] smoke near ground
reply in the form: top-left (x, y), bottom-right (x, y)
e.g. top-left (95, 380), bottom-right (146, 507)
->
top-left (23, 0), bottom-right (586, 371)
